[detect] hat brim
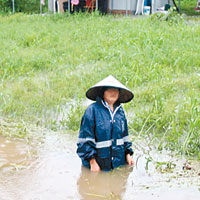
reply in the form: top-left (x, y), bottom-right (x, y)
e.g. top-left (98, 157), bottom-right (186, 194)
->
top-left (86, 86), bottom-right (134, 103)
top-left (86, 75), bottom-right (134, 103)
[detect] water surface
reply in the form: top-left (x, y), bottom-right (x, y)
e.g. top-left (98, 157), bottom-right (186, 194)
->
top-left (0, 134), bottom-right (200, 200)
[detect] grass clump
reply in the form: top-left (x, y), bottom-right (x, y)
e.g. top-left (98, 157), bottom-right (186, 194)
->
top-left (0, 13), bottom-right (200, 158)
top-left (176, 0), bottom-right (200, 16)
top-left (151, 8), bottom-right (184, 24)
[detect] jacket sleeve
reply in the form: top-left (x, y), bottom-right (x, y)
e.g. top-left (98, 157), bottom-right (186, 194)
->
top-left (123, 118), bottom-right (134, 156)
top-left (76, 106), bottom-right (97, 164)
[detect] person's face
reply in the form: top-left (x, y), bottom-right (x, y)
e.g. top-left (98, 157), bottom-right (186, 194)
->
top-left (103, 88), bottom-right (119, 105)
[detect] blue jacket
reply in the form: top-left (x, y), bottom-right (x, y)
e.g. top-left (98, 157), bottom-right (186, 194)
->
top-left (76, 97), bottom-right (133, 171)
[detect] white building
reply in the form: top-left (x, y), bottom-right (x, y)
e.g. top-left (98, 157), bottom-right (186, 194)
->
top-left (47, 0), bottom-right (175, 15)
top-left (108, 0), bottom-right (175, 14)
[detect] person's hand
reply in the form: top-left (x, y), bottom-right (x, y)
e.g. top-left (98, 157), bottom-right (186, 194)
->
top-left (126, 154), bottom-right (134, 165)
top-left (90, 159), bottom-right (101, 172)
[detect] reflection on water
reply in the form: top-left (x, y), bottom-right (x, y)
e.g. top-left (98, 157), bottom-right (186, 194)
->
top-left (0, 134), bottom-right (81, 200)
top-left (78, 165), bottom-right (133, 200)
top-left (0, 136), bottom-right (33, 172)
top-left (0, 134), bottom-right (200, 200)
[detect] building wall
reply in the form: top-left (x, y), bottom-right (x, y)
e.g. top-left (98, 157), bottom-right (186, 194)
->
top-left (108, 0), bottom-right (174, 14)
top-left (48, 0), bottom-right (174, 14)
top-left (110, 0), bottom-right (130, 10)
top-left (108, 0), bottom-right (137, 12)
top-left (48, 0), bottom-right (54, 12)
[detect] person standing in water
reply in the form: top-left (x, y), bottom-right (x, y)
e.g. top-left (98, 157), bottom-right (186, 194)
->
top-left (77, 75), bottom-right (134, 172)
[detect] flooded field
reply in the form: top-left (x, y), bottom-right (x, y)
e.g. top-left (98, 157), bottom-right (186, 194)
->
top-left (0, 133), bottom-right (200, 200)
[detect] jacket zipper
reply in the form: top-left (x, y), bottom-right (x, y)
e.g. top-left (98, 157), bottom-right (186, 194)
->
top-left (101, 100), bottom-right (121, 168)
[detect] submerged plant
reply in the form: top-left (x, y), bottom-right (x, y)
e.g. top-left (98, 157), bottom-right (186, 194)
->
top-left (155, 161), bottom-right (176, 173)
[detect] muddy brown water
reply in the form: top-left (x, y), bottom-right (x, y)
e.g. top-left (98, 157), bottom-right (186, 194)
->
top-left (0, 134), bottom-right (200, 200)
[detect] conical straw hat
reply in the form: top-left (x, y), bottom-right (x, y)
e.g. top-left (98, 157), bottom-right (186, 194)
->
top-left (86, 75), bottom-right (134, 103)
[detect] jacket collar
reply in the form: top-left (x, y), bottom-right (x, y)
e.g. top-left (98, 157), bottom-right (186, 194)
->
top-left (96, 97), bottom-right (121, 122)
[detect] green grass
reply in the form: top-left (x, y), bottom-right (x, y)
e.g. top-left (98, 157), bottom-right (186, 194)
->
top-left (176, 0), bottom-right (200, 16)
top-left (0, 13), bottom-right (200, 158)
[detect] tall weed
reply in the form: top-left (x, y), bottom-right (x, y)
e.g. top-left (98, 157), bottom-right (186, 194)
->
top-left (0, 14), bottom-right (200, 157)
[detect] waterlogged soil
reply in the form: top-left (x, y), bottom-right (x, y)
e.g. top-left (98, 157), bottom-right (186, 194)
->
top-left (0, 133), bottom-right (200, 200)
